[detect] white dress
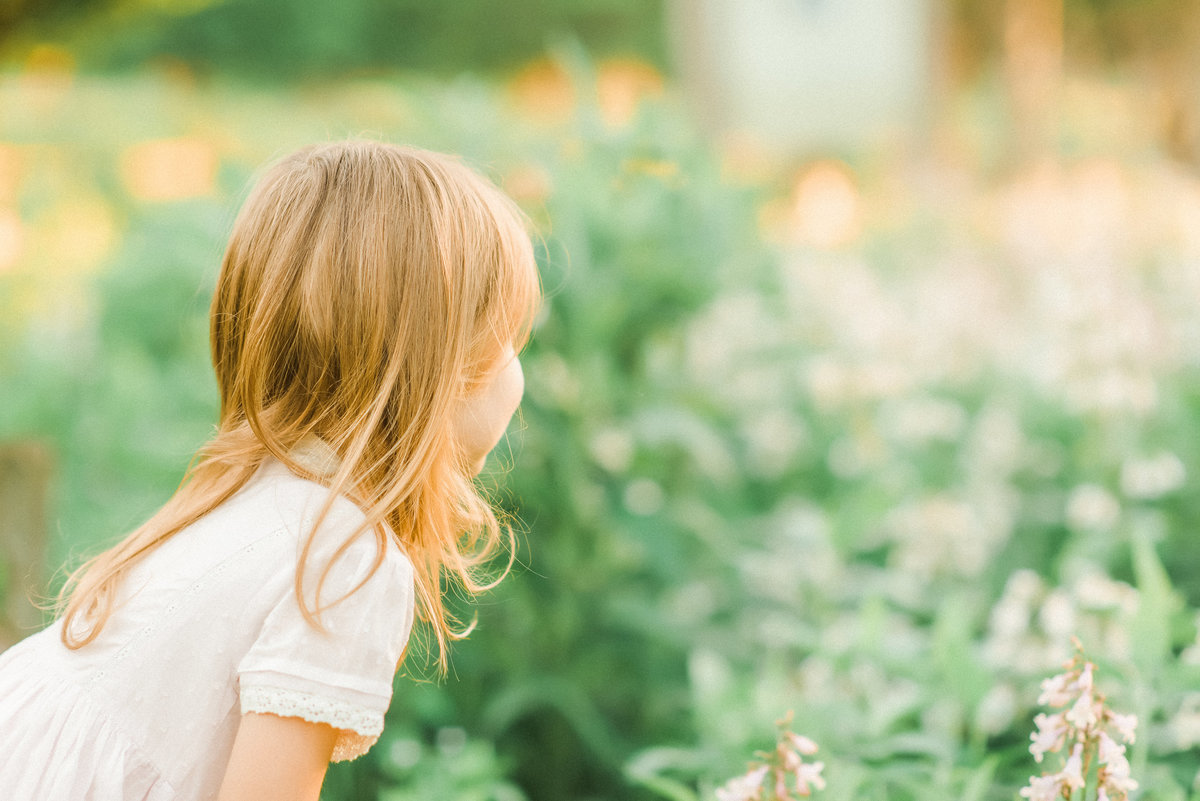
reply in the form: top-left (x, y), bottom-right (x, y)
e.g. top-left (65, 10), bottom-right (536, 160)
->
top-left (0, 454), bottom-right (416, 800)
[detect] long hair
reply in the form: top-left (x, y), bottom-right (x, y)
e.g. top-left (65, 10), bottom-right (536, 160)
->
top-left (58, 141), bottom-right (542, 671)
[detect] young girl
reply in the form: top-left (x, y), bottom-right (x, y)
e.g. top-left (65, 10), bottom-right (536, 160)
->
top-left (0, 140), bottom-right (541, 800)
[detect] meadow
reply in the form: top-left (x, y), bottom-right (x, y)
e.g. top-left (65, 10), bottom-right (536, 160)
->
top-left (2, 55), bottom-right (1199, 800)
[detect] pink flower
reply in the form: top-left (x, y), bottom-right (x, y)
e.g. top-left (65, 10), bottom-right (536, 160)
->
top-left (716, 765), bottom-right (768, 801)
top-left (774, 770), bottom-right (788, 800)
top-left (1107, 711), bottom-right (1138, 744)
top-left (795, 761), bottom-right (826, 796)
top-left (1066, 690), bottom-right (1100, 729)
top-left (1029, 712), bottom-right (1068, 762)
top-left (786, 733), bottom-right (820, 755)
top-left (1075, 663), bottom-right (1095, 695)
top-left (722, 715), bottom-right (825, 800)
top-left (1061, 743), bottom-right (1086, 790)
top-left (1020, 774), bottom-right (1064, 801)
top-left (1096, 731), bottom-right (1125, 765)
top-left (1037, 671), bottom-right (1074, 707)
top-left (1101, 754), bottom-right (1139, 794)
top-left (1025, 644), bottom-right (1138, 801)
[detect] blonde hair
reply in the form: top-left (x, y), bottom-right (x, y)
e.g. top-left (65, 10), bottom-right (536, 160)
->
top-left (58, 141), bottom-right (542, 671)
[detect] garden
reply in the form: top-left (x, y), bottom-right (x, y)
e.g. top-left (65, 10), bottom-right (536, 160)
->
top-left (2, 2), bottom-right (1200, 800)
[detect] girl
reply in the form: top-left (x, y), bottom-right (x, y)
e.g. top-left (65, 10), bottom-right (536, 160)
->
top-left (0, 140), bottom-right (541, 800)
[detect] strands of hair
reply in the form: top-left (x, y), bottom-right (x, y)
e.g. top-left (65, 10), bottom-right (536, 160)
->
top-left (57, 141), bottom-right (542, 672)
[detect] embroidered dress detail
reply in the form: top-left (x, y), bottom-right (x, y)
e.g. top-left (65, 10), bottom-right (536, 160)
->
top-left (241, 685), bottom-right (382, 762)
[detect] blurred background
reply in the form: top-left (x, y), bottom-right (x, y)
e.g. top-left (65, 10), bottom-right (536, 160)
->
top-left (3, 1), bottom-right (1200, 799)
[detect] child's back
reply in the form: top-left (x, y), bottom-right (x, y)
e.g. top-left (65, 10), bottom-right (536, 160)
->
top-left (0, 446), bottom-right (414, 798)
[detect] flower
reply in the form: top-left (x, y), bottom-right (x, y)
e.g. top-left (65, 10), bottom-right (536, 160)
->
top-left (1100, 749), bottom-right (1139, 795)
top-left (1097, 731), bottom-right (1125, 764)
top-left (1066, 688), bottom-right (1100, 729)
top-left (1108, 711), bottom-right (1138, 744)
top-left (786, 733), bottom-right (819, 756)
top-left (716, 765), bottom-right (768, 801)
top-left (1076, 662), bottom-right (1094, 693)
top-left (1029, 712), bottom-right (1068, 762)
top-left (1061, 743), bottom-right (1086, 790)
top-left (1020, 774), bottom-right (1064, 801)
top-left (794, 762), bottom-right (826, 796)
top-left (1023, 643), bottom-right (1139, 801)
top-left (1037, 671), bottom-right (1074, 707)
top-left (716, 716), bottom-right (825, 800)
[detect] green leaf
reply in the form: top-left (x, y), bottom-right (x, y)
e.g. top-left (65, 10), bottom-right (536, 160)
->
top-left (958, 756), bottom-right (998, 801)
top-left (932, 591), bottom-right (989, 707)
top-left (624, 748), bottom-right (703, 801)
top-left (1130, 516), bottom-right (1180, 677)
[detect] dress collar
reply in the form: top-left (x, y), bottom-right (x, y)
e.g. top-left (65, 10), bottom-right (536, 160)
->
top-left (289, 436), bottom-right (341, 478)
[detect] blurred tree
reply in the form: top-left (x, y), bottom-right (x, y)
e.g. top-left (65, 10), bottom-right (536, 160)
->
top-left (1003, 0), bottom-right (1063, 159)
top-left (1, 0), bottom-right (667, 79)
top-left (0, 0), bottom-right (103, 45)
top-left (946, 0), bottom-right (1200, 166)
top-left (1070, 0), bottom-right (1200, 165)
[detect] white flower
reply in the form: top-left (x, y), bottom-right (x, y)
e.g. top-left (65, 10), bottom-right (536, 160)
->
top-left (1026, 648), bottom-right (1139, 801)
top-left (1037, 671), bottom-right (1075, 707)
top-left (1107, 711), bottom-right (1138, 744)
top-left (1061, 743), bottom-right (1086, 790)
top-left (773, 771), bottom-right (788, 800)
top-left (588, 427), bottom-right (634, 473)
top-left (1020, 774), bottom-right (1064, 801)
top-left (1101, 752), bottom-right (1139, 794)
top-left (975, 683), bottom-right (1018, 736)
top-left (1030, 712), bottom-right (1068, 762)
top-left (1097, 731), bottom-right (1125, 765)
top-left (1066, 484), bottom-right (1121, 530)
top-left (1066, 689), bottom-right (1100, 729)
top-left (795, 762), bottom-right (826, 795)
top-left (1038, 590), bottom-right (1077, 639)
top-left (786, 732), bottom-right (819, 755)
top-left (1120, 451), bottom-right (1186, 499)
top-left (1075, 662), bottom-right (1095, 695)
top-left (715, 765), bottom-right (768, 801)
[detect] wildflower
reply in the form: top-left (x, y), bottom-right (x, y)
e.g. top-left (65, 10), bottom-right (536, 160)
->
top-left (1066, 686), bottom-right (1100, 729)
top-left (1036, 671), bottom-right (1074, 707)
top-left (1060, 743), bottom-right (1085, 790)
top-left (1108, 711), bottom-right (1137, 744)
top-left (716, 765), bottom-right (768, 801)
top-left (1029, 712), bottom-right (1068, 762)
top-left (1076, 662), bottom-right (1094, 693)
top-left (786, 733), bottom-right (819, 756)
top-left (715, 714), bottom-right (825, 800)
top-left (794, 761), bottom-right (826, 796)
top-left (1099, 740), bottom-right (1138, 795)
top-left (1019, 774), bottom-right (1063, 801)
top-left (1022, 642), bottom-right (1139, 801)
top-left (1096, 731), bottom-right (1124, 764)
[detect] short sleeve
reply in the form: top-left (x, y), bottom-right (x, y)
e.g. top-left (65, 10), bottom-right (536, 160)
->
top-left (236, 523), bottom-right (415, 763)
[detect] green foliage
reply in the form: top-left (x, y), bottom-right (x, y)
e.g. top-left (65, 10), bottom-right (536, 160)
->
top-left (9, 0), bottom-right (666, 79)
top-left (3, 63), bottom-right (1200, 801)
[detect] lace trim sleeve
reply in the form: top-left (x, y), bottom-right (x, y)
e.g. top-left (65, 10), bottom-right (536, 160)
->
top-left (240, 684), bottom-right (384, 762)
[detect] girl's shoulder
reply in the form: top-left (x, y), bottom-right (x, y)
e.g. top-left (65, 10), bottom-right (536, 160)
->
top-left (236, 457), bottom-right (413, 581)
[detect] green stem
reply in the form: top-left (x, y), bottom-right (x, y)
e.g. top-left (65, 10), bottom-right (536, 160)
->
top-left (1079, 735), bottom-right (1096, 801)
